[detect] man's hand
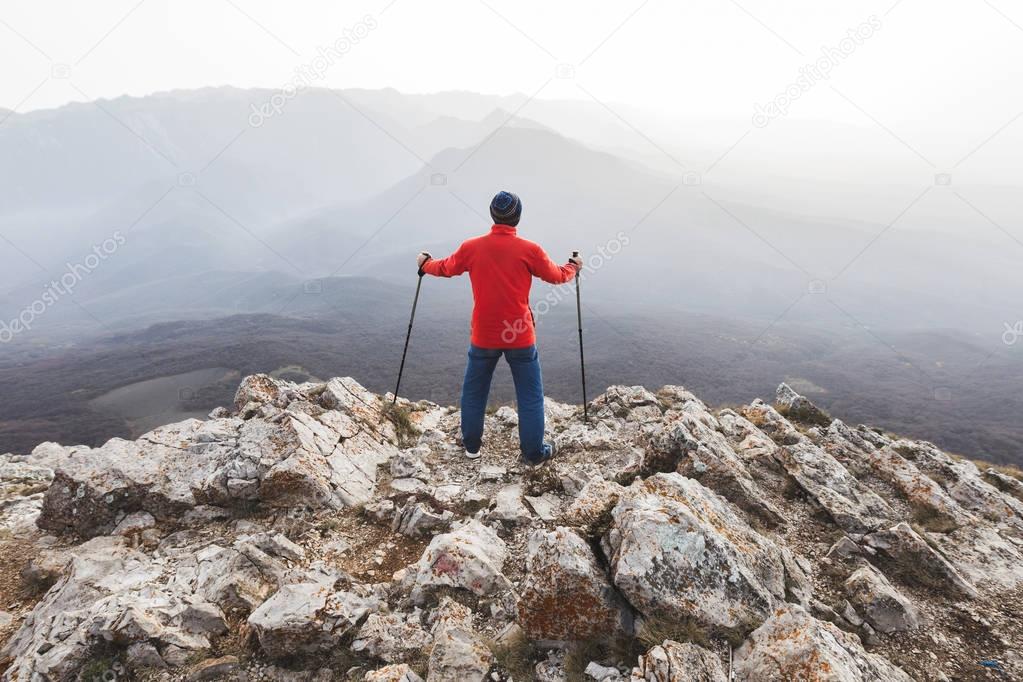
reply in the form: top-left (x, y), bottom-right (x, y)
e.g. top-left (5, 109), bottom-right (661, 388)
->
top-left (417, 252), bottom-right (432, 268)
top-left (568, 252), bottom-right (583, 270)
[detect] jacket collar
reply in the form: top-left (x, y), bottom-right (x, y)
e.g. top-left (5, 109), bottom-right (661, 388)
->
top-left (491, 223), bottom-right (517, 235)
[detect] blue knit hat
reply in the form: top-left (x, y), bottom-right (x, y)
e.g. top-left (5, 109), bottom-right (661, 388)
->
top-left (490, 191), bottom-right (522, 226)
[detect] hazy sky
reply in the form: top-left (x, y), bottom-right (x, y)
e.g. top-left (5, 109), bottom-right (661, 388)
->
top-left (3, 0), bottom-right (1023, 134)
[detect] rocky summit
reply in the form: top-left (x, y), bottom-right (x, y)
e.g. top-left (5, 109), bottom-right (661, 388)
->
top-left (1, 377), bottom-right (1021, 682)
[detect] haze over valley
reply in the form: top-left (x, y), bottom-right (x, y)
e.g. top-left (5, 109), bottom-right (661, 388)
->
top-left (1, 87), bottom-right (1019, 463)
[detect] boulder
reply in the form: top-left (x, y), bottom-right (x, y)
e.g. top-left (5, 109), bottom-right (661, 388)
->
top-left (37, 376), bottom-right (403, 537)
top-left (0, 537), bottom-right (225, 680)
top-left (392, 500), bottom-right (453, 537)
top-left (407, 519), bottom-right (510, 604)
top-left (562, 477), bottom-right (627, 534)
top-left (607, 474), bottom-right (787, 638)
top-left (773, 439), bottom-right (894, 534)
top-left (894, 440), bottom-right (1023, 526)
top-left (391, 449), bottom-right (431, 480)
top-left (352, 611), bottom-right (432, 663)
top-left (775, 383), bottom-right (831, 427)
top-left (822, 536), bottom-right (867, 577)
top-left (734, 605), bottom-right (912, 681)
top-left (631, 640), bottom-right (728, 681)
top-left (651, 414), bottom-right (784, 526)
top-left (863, 522), bottom-right (977, 598)
top-left (863, 445), bottom-right (970, 531)
top-left (427, 600), bottom-right (492, 682)
top-left (844, 565), bottom-right (921, 633)
top-left (37, 420), bottom-right (236, 537)
top-left (248, 582), bottom-right (383, 659)
top-left (984, 468), bottom-right (1023, 502)
top-left (517, 527), bottom-right (633, 640)
top-left (487, 484), bottom-right (532, 524)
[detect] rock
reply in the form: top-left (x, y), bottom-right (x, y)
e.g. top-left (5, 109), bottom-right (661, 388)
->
top-left (365, 499), bottom-right (396, 521)
top-left (774, 439), bottom-right (895, 534)
top-left (352, 611), bottom-right (431, 662)
top-left (822, 536), bottom-right (867, 577)
top-left (192, 542), bottom-right (282, 613)
top-left (651, 413), bottom-right (785, 526)
top-left (487, 484), bottom-right (531, 524)
top-left (775, 383), bottom-right (831, 426)
top-left (187, 655), bottom-right (240, 681)
top-left (126, 641), bottom-right (167, 669)
top-left (391, 449), bottom-right (431, 480)
top-left (389, 477), bottom-right (432, 498)
top-left (586, 661), bottom-right (626, 680)
top-left (0, 537), bottom-right (223, 680)
top-left (535, 649), bottom-right (568, 682)
top-left (37, 377), bottom-right (402, 537)
top-left (245, 531), bottom-right (306, 562)
top-left (596, 385), bottom-right (660, 417)
top-left (495, 405), bottom-right (519, 425)
top-left (0, 459), bottom-right (53, 499)
top-left (479, 465), bottom-right (506, 481)
top-left (247, 583), bottom-right (383, 659)
top-left (925, 523), bottom-right (1023, 591)
top-left (430, 484), bottom-right (463, 506)
top-left (365, 664), bottom-right (425, 682)
top-left (392, 500), bottom-right (454, 537)
top-left (734, 605), bottom-right (912, 681)
top-left (984, 468), bottom-right (1023, 503)
top-left (562, 477), bottom-right (626, 535)
top-left (36, 423), bottom-right (227, 537)
top-left (181, 505), bottom-right (232, 524)
top-left (234, 373), bottom-right (290, 411)
top-left (715, 410), bottom-right (785, 474)
top-left (844, 564), bottom-right (921, 633)
top-left (863, 522), bottom-right (978, 598)
top-left (427, 600), bottom-right (492, 682)
top-left (894, 440), bottom-right (1023, 525)
top-left (407, 519), bottom-right (510, 604)
top-left (524, 492), bottom-right (560, 521)
top-left (779, 547), bottom-right (814, 608)
top-left (864, 445), bottom-right (970, 531)
top-left (517, 527), bottom-right (633, 640)
top-left (180, 601), bottom-right (228, 635)
top-left (607, 474), bottom-right (787, 638)
top-left (631, 640), bottom-right (727, 681)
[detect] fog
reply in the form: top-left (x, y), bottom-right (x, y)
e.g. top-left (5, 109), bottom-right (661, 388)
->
top-left (0, 0), bottom-right (1020, 461)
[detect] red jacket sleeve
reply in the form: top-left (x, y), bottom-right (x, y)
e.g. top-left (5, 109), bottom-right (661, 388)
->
top-left (528, 244), bottom-right (578, 284)
top-left (422, 242), bottom-right (471, 277)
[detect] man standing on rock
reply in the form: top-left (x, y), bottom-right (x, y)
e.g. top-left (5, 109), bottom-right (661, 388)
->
top-left (416, 191), bottom-right (581, 465)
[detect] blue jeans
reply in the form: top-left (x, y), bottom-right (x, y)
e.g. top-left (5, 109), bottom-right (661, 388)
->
top-left (461, 344), bottom-right (551, 463)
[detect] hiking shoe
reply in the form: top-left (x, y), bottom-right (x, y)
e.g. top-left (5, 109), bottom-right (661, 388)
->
top-left (465, 449), bottom-right (481, 460)
top-left (523, 441), bottom-right (556, 467)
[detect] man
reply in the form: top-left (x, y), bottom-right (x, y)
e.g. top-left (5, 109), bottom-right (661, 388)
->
top-left (417, 191), bottom-right (581, 465)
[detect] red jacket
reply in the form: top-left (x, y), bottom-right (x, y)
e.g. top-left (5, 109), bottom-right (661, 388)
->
top-left (422, 224), bottom-right (578, 348)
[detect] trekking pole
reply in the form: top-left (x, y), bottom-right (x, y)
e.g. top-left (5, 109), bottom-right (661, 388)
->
top-left (392, 269), bottom-right (425, 406)
top-left (572, 251), bottom-right (588, 422)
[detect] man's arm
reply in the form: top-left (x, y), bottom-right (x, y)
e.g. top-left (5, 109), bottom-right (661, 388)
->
top-left (528, 244), bottom-right (580, 284)
top-left (418, 243), bottom-right (471, 277)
